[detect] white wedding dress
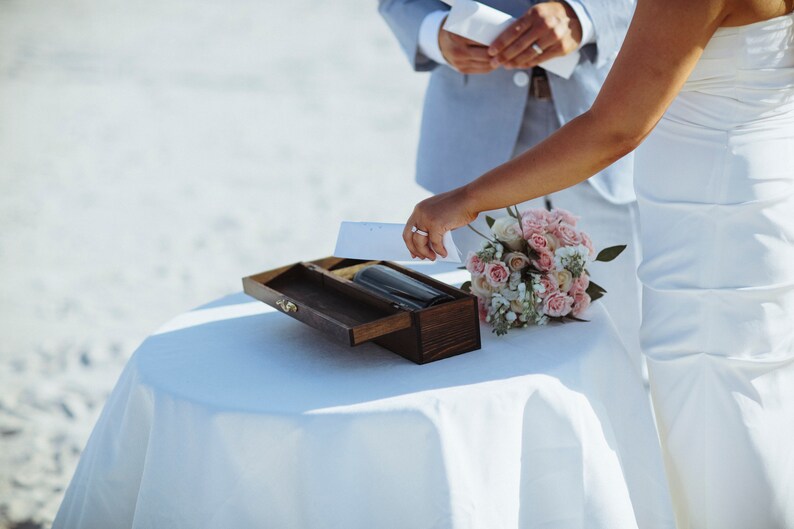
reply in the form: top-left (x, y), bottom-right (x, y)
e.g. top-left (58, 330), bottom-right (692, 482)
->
top-left (634, 12), bottom-right (794, 529)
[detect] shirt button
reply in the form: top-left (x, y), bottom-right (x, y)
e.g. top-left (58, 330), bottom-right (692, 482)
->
top-left (513, 71), bottom-right (530, 87)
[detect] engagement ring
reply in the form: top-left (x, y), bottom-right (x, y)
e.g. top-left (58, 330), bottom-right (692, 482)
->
top-left (532, 43), bottom-right (544, 54)
top-left (411, 226), bottom-right (429, 237)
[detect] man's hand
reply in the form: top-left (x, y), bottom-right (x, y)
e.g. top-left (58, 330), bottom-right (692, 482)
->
top-left (439, 26), bottom-right (499, 74)
top-left (488, 2), bottom-right (582, 70)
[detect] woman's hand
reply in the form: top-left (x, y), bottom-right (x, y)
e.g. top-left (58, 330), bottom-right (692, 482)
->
top-left (403, 187), bottom-right (478, 261)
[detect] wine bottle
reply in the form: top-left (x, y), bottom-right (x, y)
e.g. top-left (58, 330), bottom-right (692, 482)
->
top-left (353, 265), bottom-right (454, 310)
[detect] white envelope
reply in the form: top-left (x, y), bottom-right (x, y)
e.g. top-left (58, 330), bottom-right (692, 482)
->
top-left (442, 0), bottom-right (580, 79)
top-left (333, 222), bottom-right (462, 263)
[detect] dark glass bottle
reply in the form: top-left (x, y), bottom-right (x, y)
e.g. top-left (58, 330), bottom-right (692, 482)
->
top-left (353, 265), bottom-right (454, 310)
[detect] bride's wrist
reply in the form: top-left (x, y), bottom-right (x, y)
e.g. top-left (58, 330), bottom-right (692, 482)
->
top-left (458, 183), bottom-right (482, 220)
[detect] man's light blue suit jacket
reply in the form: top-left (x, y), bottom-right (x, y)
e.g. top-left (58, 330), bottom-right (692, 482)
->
top-left (378, 0), bottom-right (636, 204)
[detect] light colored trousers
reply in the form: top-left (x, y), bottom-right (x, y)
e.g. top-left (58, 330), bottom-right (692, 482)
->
top-left (451, 97), bottom-right (645, 378)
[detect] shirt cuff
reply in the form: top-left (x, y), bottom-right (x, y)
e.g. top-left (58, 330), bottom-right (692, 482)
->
top-left (565, 0), bottom-right (596, 48)
top-left (418, 9), bottom-right (450, 67)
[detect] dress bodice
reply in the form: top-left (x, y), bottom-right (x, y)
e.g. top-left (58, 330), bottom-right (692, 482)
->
top-left (673, 12), bottom-right (794, 129)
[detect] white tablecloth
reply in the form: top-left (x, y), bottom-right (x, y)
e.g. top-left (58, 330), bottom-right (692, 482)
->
top-left (54, 264), bottom-right (674, 529)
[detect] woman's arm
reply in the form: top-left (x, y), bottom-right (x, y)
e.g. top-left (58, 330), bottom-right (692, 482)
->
top-left (405, 0), bottom-right (729, 259)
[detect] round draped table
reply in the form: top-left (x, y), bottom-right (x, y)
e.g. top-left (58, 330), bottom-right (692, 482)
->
top-left (53, 264), bottom-right (674, 529)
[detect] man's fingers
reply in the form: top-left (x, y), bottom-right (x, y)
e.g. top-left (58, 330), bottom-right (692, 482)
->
top-left (446, 30), bottom-right (487, 48)
top-left (504, 43), bottom-right (565, 69)
top-left (445, 40), bottom-right (496, 73)
top-left (501, 19), bottom-right (574, 68)
top-left (488, 14), bottom-right (533, 56)
top-left (523, 31), bottom-right (568, 66)
top-left (464, 45), bottom-right (493, 62)
top-left (493, 26), bottom-right (545, 65)
top-left (458, 63), bottom-right (498, 74)
top-left (456, 47), bottom-right (499, 73)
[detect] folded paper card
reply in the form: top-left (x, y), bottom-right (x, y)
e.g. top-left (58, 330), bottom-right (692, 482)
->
top-left (441, 0), bottom-right (580, 79)
top-left (334, 222), bottom-right (462, 263)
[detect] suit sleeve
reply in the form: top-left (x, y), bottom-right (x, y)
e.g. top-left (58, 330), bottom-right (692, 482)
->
top-left (576, 0), bottom-right (635, 68)
top-left (378, 0), bottom-right (450, 71)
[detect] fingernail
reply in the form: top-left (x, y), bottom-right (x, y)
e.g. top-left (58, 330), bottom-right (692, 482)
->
top-left (488, 48), bottom-right (497, 56)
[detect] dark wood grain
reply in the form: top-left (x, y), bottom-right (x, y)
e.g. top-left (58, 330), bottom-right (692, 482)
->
top-left (417, 299), bottom-right (481, 363)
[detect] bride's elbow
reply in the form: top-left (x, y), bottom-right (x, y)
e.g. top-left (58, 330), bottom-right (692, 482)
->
top-left (583, 110), bottom-right (655, 161)
top-left (610, 130), bottom-right (647, 159)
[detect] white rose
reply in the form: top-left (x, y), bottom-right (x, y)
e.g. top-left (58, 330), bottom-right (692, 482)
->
top-left (504, 252), bottom-right (531, 272)
top-left (491, 217), bottom-right (524, 251)
top-left (471, 274), bottom-right (494, 298)
top-left (555, 269), bottom-right (573, 293)
top-left (510, 299), bottom-right (526, 313)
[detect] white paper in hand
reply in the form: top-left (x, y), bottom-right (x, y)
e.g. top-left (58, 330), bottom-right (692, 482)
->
top-left (442, 0), bottom-right (580, 79)
top-left (334, 222), bottom-right (462, 263)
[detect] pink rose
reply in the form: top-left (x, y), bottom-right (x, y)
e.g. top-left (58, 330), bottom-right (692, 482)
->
top-left (485, 262), bottom-right (510, 288)
top-left (551, 208), bottom-right (579, 226)
top-left (542, 291), bottom-right (574, 318)
top-left (570, 275), bottom-right (590, 296)
top-left (572, 292), bottom-right (591, 317)
top-left (527, 233), bottom-right (549, 253)
top-left (520, 209), bottom-right (552, 239)
top-left (465, 252), bottom-right (486, 275)
top-left (504, 252), bottom-right (531, 271)
top-left (531, 250), bottom-right (555, 272)
top-left (552, 223), bottom-right (584, 248)
top-left (538, 273), bottom-right (559, 299)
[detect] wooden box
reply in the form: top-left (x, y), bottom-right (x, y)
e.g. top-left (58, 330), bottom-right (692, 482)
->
top-left (242, 257), bottom-right (481, 364)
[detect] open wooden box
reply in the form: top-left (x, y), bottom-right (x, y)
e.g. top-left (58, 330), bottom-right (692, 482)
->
top-left (242, 257), bottom-right (481, 364)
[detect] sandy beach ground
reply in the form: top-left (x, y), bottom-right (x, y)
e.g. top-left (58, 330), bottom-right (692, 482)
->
top-left (0, 1), bottom-right (430, 526)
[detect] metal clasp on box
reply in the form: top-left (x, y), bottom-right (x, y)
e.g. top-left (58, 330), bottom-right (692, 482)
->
top-left (276, 299), bottom-right (298, 313)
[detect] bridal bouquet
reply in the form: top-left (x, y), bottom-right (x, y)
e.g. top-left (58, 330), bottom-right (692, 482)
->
top-left (462, 207), bottom-right (625, 336)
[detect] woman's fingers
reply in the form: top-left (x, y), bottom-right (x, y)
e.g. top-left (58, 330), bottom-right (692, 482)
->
top-left (403, 215), bottom-right (437, 261)
top-left (414, 231), bottom-right (437, 260)
top-left (429, 230), bottom-right (447, 259)
top-left (402, 223), bottom-right (417, 258)
top-left (404, 190), bottom-right (476, 261)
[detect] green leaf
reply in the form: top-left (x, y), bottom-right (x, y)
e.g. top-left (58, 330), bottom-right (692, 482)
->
top-left (506, 207), bottom-right (518, 219)
top-left (586, 280), bottom-right (607, 302)
top-left (485, 216), bottom-right (496, 229)
top-left (565, 315), bottom-right (590, 323)
top-left (595, 245), bottom-right (627, 262)
top-left (460, 281), bottom-right (472, 293)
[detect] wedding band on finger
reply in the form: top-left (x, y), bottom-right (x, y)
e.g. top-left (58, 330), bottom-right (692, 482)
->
top-left (532, 43), bottom-right (544, 55)
top-left (411, 226), bottom-right (429, 237)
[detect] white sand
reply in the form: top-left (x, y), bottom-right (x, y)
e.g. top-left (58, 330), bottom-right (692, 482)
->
top-left (0, 1), bottom-right (430, 526)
